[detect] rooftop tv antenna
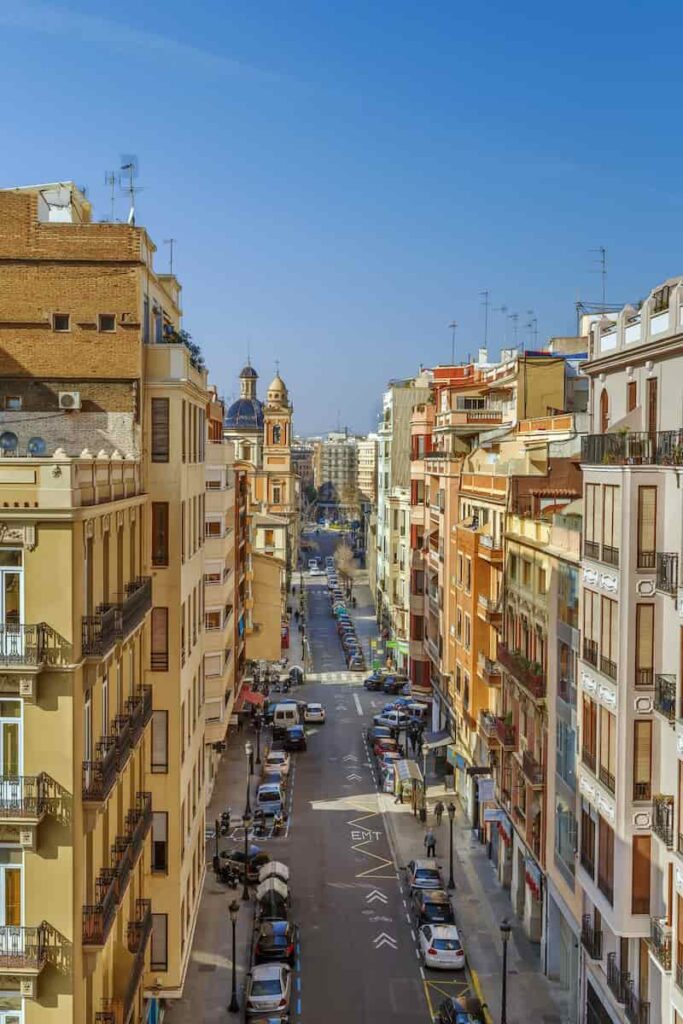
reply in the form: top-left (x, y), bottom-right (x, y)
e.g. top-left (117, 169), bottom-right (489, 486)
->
top-left (590, 246), bottom-right (608, 310)
top-left (508, 312), bottom-right (519, 345)
top-left (526, 309), bottom-right (538, 347)
top-left (480, 290), bottom-right (490, 346)
top-left (163, 238), bottom-right (177, 275)
top-left (119, 154), bottom-right (142, 225)
top-left (104, 171), bottom-right (117, 221)
top-left (448, 321), bottom-right (457, 364)
top-left (493, 305), bottom-right (508, 344)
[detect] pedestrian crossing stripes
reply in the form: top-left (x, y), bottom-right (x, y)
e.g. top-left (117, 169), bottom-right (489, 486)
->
top-left (306, 671), bottom-right (363, 684)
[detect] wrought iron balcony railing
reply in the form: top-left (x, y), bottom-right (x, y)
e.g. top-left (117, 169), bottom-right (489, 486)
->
top-left (607, 952), bottom-right (630, 1004)
top-left (653, 795), bottom-right (674, 848)
top-left (123, 900), bottom-right (153, 1022)
top-left (657, 552), bottom-right (679, 595)
top-left (625, 983), bottom-right (650, 1024)
top-left (654, 674), bottom-right (676, 723)
top-left (582, 638), bottom-right (598, 667)
top-left (82, 736), bottom-right (118, 804)
top-left (0, 773), bottom-right (67, 822)
top-left (649, 916), bottom-right (672, 971)
top-left (0, 922), bottom-right (63, 974)
top-left (522, 750), bottom-right (544, 787)
top-left (82, 577), bottom-right (152, 657)
top-left (581, 429), bottom-right (683, 467)
top-left (496, 643), bottom-right (546, 699)
top-left (495, 718), bottom-right (516, 748)
top-left (581, 915), bottom-right (602, 959)
top-left (599, 765), bottom-right (615, 794)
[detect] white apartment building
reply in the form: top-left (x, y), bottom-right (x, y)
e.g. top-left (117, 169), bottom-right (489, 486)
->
top-left (578, 277), bottom-right (683, 1024)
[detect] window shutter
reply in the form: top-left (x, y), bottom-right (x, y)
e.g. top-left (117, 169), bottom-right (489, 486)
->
top-left (633, 720), bottom-right (652, 795)
top-left (632, 835), bottom-right (651, 915)
top-left (151, 398), bottom-right (170, 462)
top-left (151, 710), bottom-right (168, 771)
top-left (637, 487), bottom-right (656, 561)
top-left (151, 607), bottom-right (168, 671)
top-left (152, 503), bottom-right (169, 567)
top-left (636, 604), bottom-right (654, 673)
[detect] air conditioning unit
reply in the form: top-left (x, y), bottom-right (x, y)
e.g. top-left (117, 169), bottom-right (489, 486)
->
top-left (58, 391), bottom-right (81, 410)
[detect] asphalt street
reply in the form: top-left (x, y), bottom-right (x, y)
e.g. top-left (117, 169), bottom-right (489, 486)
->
top-left (286, 528), bottom-right (435, 1022)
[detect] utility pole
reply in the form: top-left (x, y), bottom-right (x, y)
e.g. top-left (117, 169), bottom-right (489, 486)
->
top-left (448, 321), bottom-right (457, 365)
top-left (480, 290), bottom-right (490, 347)
top-left (164, 238), bottom-right (177, 275)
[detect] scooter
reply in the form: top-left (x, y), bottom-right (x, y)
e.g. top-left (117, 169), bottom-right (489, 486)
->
top-left (219, 810), bottom-right (231, 836)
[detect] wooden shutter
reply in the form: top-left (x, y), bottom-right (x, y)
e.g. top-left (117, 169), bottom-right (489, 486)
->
top-left (151, 607), bottom-right (168, 671)
top-left (627, 380), bottom-right (637, 413)
top-left (151, 398), bottom-right (170, 462)
top-left (152, 503), bottom-right (169, 567)
top-left (637, 487), bottom-right (656, 566)
top-left (633, 720), bottom-right (652, 800)
top-left (151, 710), bottom-right (168, 772)
top-left (635, 604), bottom-right (654, 684)
top-left (632, 835), bottom-right (651, 914)
top-left (603, 486), bottom-right (621, 550)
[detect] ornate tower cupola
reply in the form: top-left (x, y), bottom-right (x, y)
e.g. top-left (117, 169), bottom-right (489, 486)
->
top-left (239, 360), bottom-right (258, 400)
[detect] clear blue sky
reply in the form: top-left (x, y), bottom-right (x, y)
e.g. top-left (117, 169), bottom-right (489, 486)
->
top-left (2, 1), bottom-right (683, 434)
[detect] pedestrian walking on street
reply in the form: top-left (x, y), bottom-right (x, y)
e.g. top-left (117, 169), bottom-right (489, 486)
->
top-left (434, 800), bottom-right (444, 826)
top-left (424, 828), bottom-right (436, 858)
top-left (394, 787), bottom-right (403, 805)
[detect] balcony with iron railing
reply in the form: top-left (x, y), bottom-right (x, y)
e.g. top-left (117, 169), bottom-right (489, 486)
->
top-left (654, 674), bottom-right (676, 723)
top-left (522, 749), bottom-right (545, 787)
top-left (599, 764), bottom-right (615, 794)
top-left (82, 577), bottom-right (152, 657)
top-left (582, 746), bottom-right (596, 774)
top-left (94, 900), bottom-right (152, 1024)
top-left (478, 710), bottom-right (499, 740)
top-left (600, 654), bottom-right (618, 681)
top-left (581, 915), bottom-right (602, 960)
top-left (477, 652), bottom-right (502, 685)
top-left (495, 718), bottom-right (516, 748)
top-left (581, 429), bottom-right (683, 467)
top-left (676, 961), bottom-right (683, 993)
top-left (607, 953), bottom-right (630, 1004)
top-left (653, 795), bottom-right (674, 848)
top-left (0, 921), bottom-right (65, 979)
top-left (496, 643), bottom-right (546, 699)
top-left (649, 916), bottom-right (672, 971)
top-left (0, 773), bottom-right (68, 826)
top-left (82, 693), bottom-right (152, 806)
top-left (624, 984), bottom-right (650, 1024)
top-left (657, 553), bottom-right (679, 595)
top-left (0, 622), bottom-right (72, 671)
top-left (582, 637), bottom-right (598, 667)
top-left (477, 593), bottom-right (502, 627)
top-left (82, 736), bottom-right (118, 805)
top-left (598, 871), bottom-right (614, 905)
top-left (478, 534), bottom-right (503, 563)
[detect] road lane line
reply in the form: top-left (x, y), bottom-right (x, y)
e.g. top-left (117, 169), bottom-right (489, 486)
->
top-left (353, 693), bottom-right (363, 716)
top-left (410, 929), bottom-right (416, 941)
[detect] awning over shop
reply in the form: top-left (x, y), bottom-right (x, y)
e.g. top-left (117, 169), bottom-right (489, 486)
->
top-left (422, 729), bottom-right (451, 751)
top-left (396, 759), bottom-right (424, 785)
top-left (234, 687), bottom-right (266, 711)
top-left (447, 745), bottom-right (468, 769)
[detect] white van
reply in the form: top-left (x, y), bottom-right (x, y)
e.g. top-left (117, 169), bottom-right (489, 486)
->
top-left (272, 703), bottom-right (301, 738)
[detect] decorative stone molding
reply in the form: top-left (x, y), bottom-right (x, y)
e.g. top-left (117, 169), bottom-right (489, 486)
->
top-left (579, 768), bottom-right (615, 822)
top-left (634, 695), bottom-right (654, 714)
top-left (583, 567), bottom-right (598, 586)
top-left (599, 572), bottom-right (618, 594)
top-left (633, 811), bottom-right (652, 830)
top-left (596, 791), bottom-right (615, 822)
top-left (598, 683), bottom-right (617, 709)
top-left (581, 672), bottom-right (597, 695)
top-left (85, 520), bottom-right (94, 539)
top-left (676, 865), bottom-right (683, 897)
top-left (677, 732), bottom-right (683, 757)
top-left (0, 524), bottom-right (36, 550)
top-left (636, 579), bottom-right (655, 597)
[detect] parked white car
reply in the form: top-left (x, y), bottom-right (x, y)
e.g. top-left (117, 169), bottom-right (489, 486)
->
top-left (418, 924), bottom-right (466, 970)
top-left (304, 702), bottom-right (326, 723)
top-left (263, 751), bottom-right (291, 777)
top-left (245, 963), bottom-right (291, 1015)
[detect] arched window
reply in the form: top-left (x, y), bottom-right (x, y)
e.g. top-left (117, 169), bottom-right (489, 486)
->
top-left (600, 389), bottom-right (609, 434)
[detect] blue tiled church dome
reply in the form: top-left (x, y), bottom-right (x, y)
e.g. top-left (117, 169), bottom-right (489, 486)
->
top-left (224, 397), bottom-right (264, 430)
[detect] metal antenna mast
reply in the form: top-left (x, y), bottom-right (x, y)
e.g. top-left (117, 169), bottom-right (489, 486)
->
top-left (119, 155), bottom-right (142, 225)
top-left (480, 290), bottom-right (490, 346)
top-left (448, 321), bottom-right (458, 365)
top-left (104, 171), bottom-right (117, 221)
top-left (526, 309), bottom-right (538, 347)
top-left (508, 312), bottom-right (519, 345)
top-left (163, 238), bottom-right (177, 275)
top-left (590, 246), bottom-right (608, 310)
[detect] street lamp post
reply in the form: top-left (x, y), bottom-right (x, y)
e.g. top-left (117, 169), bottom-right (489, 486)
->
top-left (228, 898), bottom-right (240, 1012)
top-left (447, 802), bottom-right (456, 890)
top-left (254, 715), bottom-right (262, 765)
top-left (500, 918), bottom-right (511, 1024)
top-left (242, 812), bottom-right (252, 901)
top-left (244, 741), bottom-right (253, 817)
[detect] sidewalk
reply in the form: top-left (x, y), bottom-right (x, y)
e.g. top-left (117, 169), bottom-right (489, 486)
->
top-left (381, 783), bottom-right (566, 1024)
top-left (165, 725), bottom-right (260, 1024)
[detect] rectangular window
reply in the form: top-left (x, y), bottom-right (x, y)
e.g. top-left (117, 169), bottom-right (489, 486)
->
top-left (584, 483), bottom-right (601, 559)
top-left (151, 913), bottom-right (168, 971)
top-left (52, 313), bottom-right (70, 331)
top-left (597, 816), bottom-right (615, 905)
top-left (635, 604), bottom-right (654, 687)
top-left (582, 696), bottom-right (597, 772)
top-left (152, 503), bottom-right (169, 567)
top-left (205, 520), bottom-right (222, 538)
top-left (602, 485), bottom-right (620, 566)
top-left (151, 608), bottom-right (169, 671)
top-left (4, 396), bottom-right (21, 411)
top-left (598, 708), bottom-right (616, 793)
top-left (98, 313), bottom-right (116, 332)
top-left (582, 587), bottom-right (599, 666)
top-left (151, 710), bottom-right (168, 772)
top-left (465, 557), bottom-right (472, 592)
top-left (205, 610), bottom-right (221, 631)
top-left (151, 397), bottom-right (170, 462)
top-left (182, 399), bottom-right (187, 463)
top-left (464, 614), bottom-right (471, 650)
top-left (152, 812), bottom-right (168, 872)
top-left (600, 596), bottom-right (618, 680)
top-left (580, 805), bottom-right (596, 878)
top-left (632, 834), bottom-right (651, 915)
top-left (633, 720), bottom-right (652, 801)
top-left (181, 501), bottom-right (186, 564)
top-left (627, 380), bottom-right (637, 413)
top-left (637, 487), bottom-right (657, 569)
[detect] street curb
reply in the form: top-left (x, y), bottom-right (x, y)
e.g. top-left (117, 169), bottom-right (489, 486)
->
top-left (470, 967), bottom-right (493, 1024)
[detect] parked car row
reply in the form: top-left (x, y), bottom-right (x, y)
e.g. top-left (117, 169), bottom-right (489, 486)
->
top-left (246, 860), bottom-right (298, 1020)
top-left (326, 559), bottom-right (366, 671)
top-left (363, 668), bottom-right (412, 695)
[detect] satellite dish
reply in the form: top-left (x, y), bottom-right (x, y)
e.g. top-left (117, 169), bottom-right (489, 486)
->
top-left (0, 432), bottom-right (18, 453)
top-left (28, 437), bottom-right (47, 457)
